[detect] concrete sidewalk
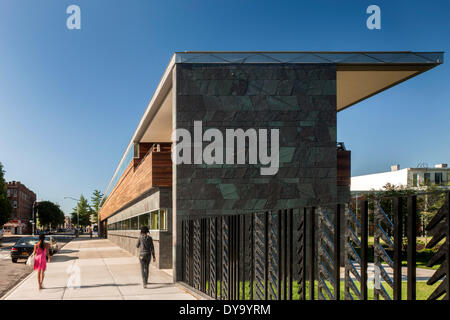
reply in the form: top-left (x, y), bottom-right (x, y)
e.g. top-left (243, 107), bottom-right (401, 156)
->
top-left (2, 238), bottom-right (199, 300)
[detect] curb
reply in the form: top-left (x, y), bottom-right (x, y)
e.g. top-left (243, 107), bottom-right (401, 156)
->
top-left (0, 268), bottom-right (36, 300)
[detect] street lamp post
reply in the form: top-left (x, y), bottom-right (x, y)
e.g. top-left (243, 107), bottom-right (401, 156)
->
top-left (64, 196), bottom-right (80, 237)
top-left (32, 201), bottom-right (37, 235)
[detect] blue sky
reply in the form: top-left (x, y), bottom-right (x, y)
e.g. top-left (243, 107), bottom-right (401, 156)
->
top-left (0, 0), bottom-right (449, 215)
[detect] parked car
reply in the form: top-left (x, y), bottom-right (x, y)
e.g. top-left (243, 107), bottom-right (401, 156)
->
top-left (11, 237), bottom-right (38, 263)
top-left (10, 236), bottom-right (59, 263)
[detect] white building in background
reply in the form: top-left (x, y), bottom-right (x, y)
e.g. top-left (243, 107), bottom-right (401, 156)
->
top-left (351, 163), bottom-right (450, 192)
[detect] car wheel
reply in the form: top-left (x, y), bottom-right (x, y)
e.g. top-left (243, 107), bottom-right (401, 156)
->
top-left (12, 258), bottom-right (17, 263)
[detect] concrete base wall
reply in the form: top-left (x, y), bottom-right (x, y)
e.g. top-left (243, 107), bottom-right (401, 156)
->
top-left (108, 230), bottom-right (172, 269)
top-left (105, 187), bottom-right (173, 269)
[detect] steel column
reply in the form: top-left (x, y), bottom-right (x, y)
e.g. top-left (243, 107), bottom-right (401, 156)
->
top-left (288, 209), bottom-right (293, 300)
top-left (360, 200), bottom-right (368, 300)
top-left (334, 204), bottom-right (341, 300)
top-left (393, 197), bottom-right (403, 300)
top-left (407, 196), bottom-right (417, 300)
top-left (309, 207), bottom-right (315, 300)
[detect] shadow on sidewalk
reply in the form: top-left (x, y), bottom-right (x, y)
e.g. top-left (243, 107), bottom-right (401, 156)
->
top-left (43, 283), bottom-right (175, 290)
top-left (48, 283), bottom-right (142, 289)
top-left (56, 249), bottom-right (78, 254)
top-left (51, 256), bottom-right (78, 263)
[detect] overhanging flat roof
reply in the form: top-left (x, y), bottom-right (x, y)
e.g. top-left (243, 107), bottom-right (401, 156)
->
top-left (175, 51), bottom-right (444, 111)
top-left (174, 51), bottom-right (443, 65)
top-left (101, 51), bottom-right (444, 204)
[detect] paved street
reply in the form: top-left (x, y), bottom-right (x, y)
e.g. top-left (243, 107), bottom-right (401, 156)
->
top-left (1, 237), bottom-right (199, 300)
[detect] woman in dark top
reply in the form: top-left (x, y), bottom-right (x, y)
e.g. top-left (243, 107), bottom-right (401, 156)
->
top-left (136, 226), bottom-right (156, 288)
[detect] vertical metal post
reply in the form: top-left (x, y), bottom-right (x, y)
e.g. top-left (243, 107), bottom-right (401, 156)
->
top-left (360, 200), bottom-right (368, 300)
top-left (237, 215), bottom-right (240, 299)
top-left (231, 216), bottom-right (235, 299)
top-left (200, 219), bottom-right (204, 292)
top-left (204, 219), bottom-right (208, 294)
top-left (214, 217), bottom-right (218, 299)
top-left (181, 220), bottom-right (185, 282)
top-left (394, 197), bottom-right (403, 300)
top-left (334, 204), bottom-right (341, 300)
top-left (446, 193), bottom-right (450, 300)
top-left (264, 211), bottom-right (269, 300)
top-left (301, 207), bottom-right (307, 300)
top-left (278, 210), bottom-right (282, 300)
top-left (241, 215), bottom-right (246, 300)
top-left (249, 213), bottom-right (254, 300)
top-left (283, 209), bottom-right (288, 300)
top-left (407, 195), bottom-right (417, 300)
top-left (288, 209), bottom-right (293, 300)
top-left (309, 207), bottom-right (315, 300)
top-left (220, 217), bottom-right (223, 299)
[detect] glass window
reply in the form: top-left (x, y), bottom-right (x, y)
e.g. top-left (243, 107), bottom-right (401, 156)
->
top-left (124, 219), bottom-right (130, 230)
top-left (133, 142), bottom-right (140, 158)
top-left (151, 210), bottom-right (159, 230)
top-left (424, 173), bottom-right (431, 185)
top-left (7, 189), bottom-right (10, 197)
top-left (140, 213), bottom-right (150, 228)
top-left (160, 209), bottom-right (167, 231)
top-left (435, 172), bottom-right (443, 185)
top-left (14, 189), bottom-right (17, 197)
top-left (13, 200), bottom-right (17, 208)
top-left (131, 216), bottom-right (138, 230)
top-left (412, 174), bottom-right (418, 187)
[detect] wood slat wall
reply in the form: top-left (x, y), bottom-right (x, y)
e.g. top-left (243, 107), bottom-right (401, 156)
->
top-left (99, 143), bottom-right (172, 221)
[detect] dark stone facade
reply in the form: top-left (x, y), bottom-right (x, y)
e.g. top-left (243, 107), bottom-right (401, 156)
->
top-left (174, 63), bottom-right (338, 218)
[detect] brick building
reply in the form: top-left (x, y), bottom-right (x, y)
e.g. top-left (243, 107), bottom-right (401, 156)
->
top-left (98, 51), bottom-right (443, 281)
top-left (4, 181), bottom-right (36, 234)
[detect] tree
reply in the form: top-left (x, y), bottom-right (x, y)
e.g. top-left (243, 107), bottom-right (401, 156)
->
top-left (71, 195), bottom-right (91, 227)
top-left (0, 162), bottom-right (12, 226)
top-left (36, 201), bottom-right (65, 229)
top-left (90, 189), bottom-right (104, 223)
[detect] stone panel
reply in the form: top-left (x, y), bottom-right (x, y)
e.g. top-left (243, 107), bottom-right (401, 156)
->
top-left (174, 64), bottom-right (338, 218)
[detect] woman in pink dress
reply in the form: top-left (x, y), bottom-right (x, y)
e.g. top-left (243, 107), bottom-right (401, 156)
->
top-left (32, 234), bottom-right (51, 290)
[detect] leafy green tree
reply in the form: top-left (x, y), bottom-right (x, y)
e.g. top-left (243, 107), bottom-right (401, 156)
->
top-left (90, 189), bottom-right (104, 223)
top-left (36, 201), bottom-right (65, 229)
top-left (0, 162), bottom-right (12, 226)
top-left (71, 195), bottom-right (91, 227)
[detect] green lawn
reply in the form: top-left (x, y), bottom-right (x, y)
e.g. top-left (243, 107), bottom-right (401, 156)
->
top-left (354, 245), bottom-right (440, 270)
top-left (208, 280), bottom-right (442, 300)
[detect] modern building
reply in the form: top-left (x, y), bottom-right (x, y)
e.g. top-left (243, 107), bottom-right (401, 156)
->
top-left (3, 181), bottom-right (36, 234)
top-left (351, 163), bottom-right (450, 192)
top-left (98, 51), bottom-right (443, 280)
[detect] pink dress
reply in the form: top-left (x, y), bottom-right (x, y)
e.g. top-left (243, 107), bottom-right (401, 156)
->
top-left (33, 246), bottom-right (47, 271)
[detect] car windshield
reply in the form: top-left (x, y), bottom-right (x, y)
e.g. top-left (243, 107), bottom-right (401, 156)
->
top-left (16, 238), bottom-right (39, 246)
